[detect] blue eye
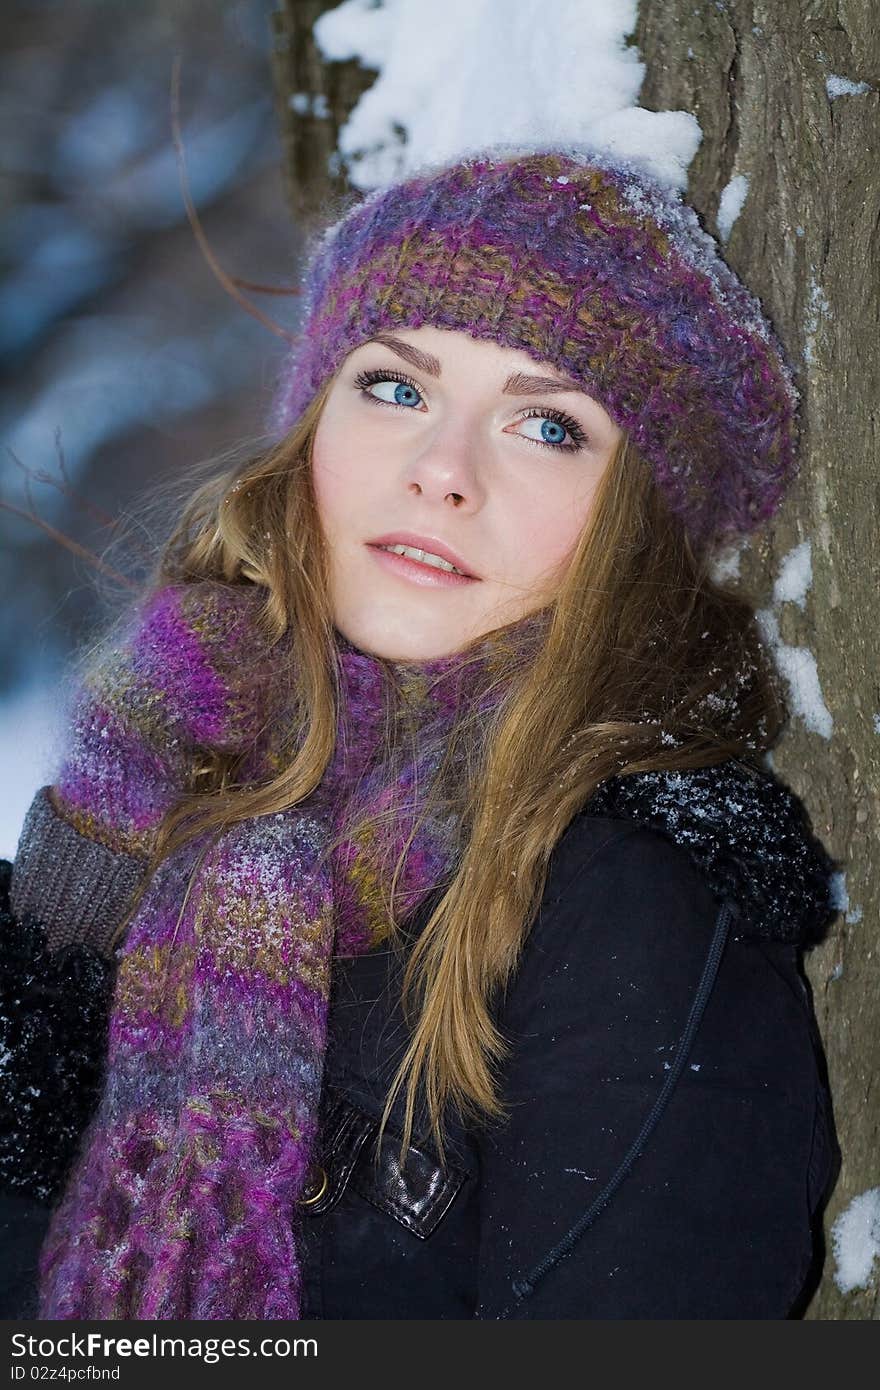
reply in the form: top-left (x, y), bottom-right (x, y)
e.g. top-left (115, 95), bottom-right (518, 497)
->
top-left (517, 411), bottom-right (579, 450)
top-left (354, 369), bottom-right (425, 409)
top-left (514, 405), bottom-right (583, 455)
top-left (352, 367), bottom-right (588, 453)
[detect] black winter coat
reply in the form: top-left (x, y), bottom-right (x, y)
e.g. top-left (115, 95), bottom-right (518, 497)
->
top-left (0, 759), bottom-right (841, 1320)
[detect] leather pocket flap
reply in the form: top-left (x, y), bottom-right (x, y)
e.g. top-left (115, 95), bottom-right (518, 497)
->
top-left (300, 1082), bottom-right (467, 1238)
top-left (298, 1087), bottom-right (378, 1216)
top-left (350, 1130), bottom-right (467, 1239)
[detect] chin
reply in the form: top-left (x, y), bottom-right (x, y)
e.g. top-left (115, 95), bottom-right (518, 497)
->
top-left (334, 603), bottom-right (482, 663)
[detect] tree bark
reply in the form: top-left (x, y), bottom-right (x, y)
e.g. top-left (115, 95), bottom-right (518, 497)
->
top-left (635, 0), bottom-right (879, 1320)
top-left (270, 0), bottom-right (375, 235)
top-left (271, 0), bottom-right (880, 1318)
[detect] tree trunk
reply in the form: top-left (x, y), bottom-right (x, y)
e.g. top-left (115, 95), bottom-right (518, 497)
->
top-left (271, 0), bottom-right (880, 1319)
top-left (634, 0), bottom-right (879, 1321)
top-left (270, 0), bottom-right (376, 234)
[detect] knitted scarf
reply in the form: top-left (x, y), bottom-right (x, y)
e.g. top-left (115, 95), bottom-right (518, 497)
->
top-left (36, 579), bottom-right (548, 1320)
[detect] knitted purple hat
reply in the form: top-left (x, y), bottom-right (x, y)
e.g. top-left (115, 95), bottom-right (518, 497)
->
top-left (270, 147), bottom-right (800, 554)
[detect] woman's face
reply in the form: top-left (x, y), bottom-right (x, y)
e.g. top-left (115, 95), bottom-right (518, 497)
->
top-left (311, 324), bottom-right (622, 660)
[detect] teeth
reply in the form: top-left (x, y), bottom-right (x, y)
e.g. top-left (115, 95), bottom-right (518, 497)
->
top-left (381, 544), bottom-right (465, 575)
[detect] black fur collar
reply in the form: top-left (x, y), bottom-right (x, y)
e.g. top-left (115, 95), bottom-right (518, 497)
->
top-left (583, 758), bottom-right (841, 949)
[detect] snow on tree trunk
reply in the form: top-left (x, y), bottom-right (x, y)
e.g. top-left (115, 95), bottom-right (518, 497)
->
top-left (270, 0), bottom-right (379, 234)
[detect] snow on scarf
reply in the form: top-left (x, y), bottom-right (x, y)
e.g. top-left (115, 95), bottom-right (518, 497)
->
top-left (35, 579), bottom-right (548, 1319)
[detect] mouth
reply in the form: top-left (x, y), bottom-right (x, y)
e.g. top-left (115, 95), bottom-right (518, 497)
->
top-left (366, 533), bottom-right (480, 580)
top-left (366, 543), bottom-right (480, 589)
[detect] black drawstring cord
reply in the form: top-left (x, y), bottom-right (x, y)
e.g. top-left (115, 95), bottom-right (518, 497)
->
top-left (493, 896), bottom-right (738, 1319)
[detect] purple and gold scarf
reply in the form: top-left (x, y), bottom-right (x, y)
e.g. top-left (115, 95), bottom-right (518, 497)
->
top-left (36, 579), bottom-right (547, 1319)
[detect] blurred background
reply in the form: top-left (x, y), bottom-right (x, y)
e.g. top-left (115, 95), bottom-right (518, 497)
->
top-left (0, 0), bottom-right (303, 855)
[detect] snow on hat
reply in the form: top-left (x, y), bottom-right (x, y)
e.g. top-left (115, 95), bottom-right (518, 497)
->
top-left (269, 146), bottom-right (800, 554)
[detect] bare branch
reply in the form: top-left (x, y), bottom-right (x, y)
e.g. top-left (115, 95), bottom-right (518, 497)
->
top-left (0, 497), bottom-right (138, 588)
top-left (169, 55), bottom-right (299, 345)
top-left (229, 276), bottom-right (301, 297)
top-left (54, 427), bottom-right (71, 487)
top-left (6, 443), bottom-right (153, 565)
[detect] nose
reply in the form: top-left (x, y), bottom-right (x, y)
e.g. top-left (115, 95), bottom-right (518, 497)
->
top-left (400, 423), bottom-right (485, 510)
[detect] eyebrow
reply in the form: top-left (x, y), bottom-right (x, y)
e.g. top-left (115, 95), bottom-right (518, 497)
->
top-left (365, 332), bottom-right (588, 397)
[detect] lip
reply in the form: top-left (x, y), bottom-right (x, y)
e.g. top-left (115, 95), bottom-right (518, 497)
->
top-left (366, 532), bottom-right (480, 579)
top-left (368, 545), bottom-right (477, 589)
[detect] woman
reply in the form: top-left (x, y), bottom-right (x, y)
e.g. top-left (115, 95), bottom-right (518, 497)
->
top-left (0, 147), bottom-right (840, 1319)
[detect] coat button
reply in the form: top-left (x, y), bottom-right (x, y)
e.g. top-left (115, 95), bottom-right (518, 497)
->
top-left (296, 1163), bottom-right (328, 1206)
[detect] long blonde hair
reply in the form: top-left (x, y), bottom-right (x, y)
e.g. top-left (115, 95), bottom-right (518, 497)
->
top-left (106, 367), bottom-right (785, 1168)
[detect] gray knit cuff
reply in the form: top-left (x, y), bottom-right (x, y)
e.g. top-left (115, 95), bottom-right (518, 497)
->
top-left (9, 786), bottom-right (147, 959)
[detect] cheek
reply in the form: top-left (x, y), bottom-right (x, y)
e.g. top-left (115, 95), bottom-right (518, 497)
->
top-left (508, 477), bottom-right (599, 578)
top-left (310, 439), bottom-right (335, 518)
top-left (311, 399), bottom-right (391, 517)
top-left (310, 421), bottom-right (361, 533)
